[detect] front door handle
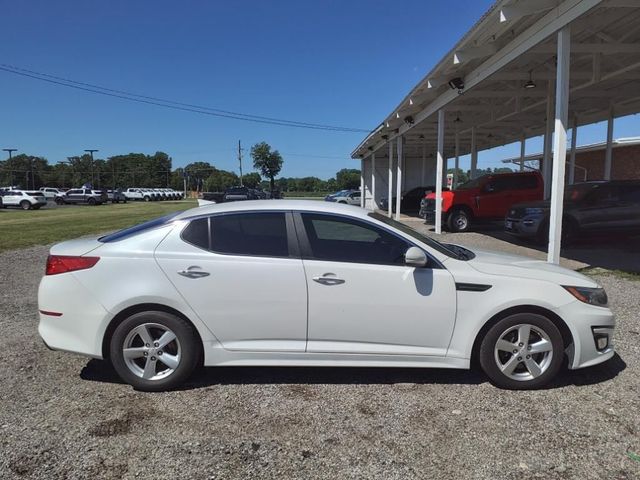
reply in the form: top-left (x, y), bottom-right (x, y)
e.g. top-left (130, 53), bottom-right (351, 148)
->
top-left (312, 273), bottom-right (345, 286)
top-left (178, 266), bottom-right (210, 279)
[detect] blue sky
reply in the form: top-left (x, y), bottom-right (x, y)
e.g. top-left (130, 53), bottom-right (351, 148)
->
top-left (1, 0), bottom-right (638, 179)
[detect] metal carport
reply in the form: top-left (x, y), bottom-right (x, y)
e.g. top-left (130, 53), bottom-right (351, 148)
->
top-left (351, 0), bottom-right (640, 264)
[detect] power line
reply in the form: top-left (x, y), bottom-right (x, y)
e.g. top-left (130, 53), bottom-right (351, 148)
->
top-left (0, 63), bottom-right (371, 133)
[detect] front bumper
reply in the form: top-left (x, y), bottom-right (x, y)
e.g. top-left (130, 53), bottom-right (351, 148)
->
top-left (504, 215), bottom-right (544, 237)
top-left (555, 300), bottom-right (616, 370)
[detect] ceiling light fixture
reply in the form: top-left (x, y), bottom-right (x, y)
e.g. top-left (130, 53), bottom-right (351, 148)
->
top-left (523, 70), bottom-right (537, 89)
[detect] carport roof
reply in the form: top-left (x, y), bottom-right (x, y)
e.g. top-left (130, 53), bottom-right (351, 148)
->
top-left (351, 0), bottom-right (640, 161)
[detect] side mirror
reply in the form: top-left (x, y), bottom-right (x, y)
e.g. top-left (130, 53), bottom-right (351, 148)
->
top-left (484, 183), bottom-right (495, 193)
top-left (405, 246), bottom-right (428, 268)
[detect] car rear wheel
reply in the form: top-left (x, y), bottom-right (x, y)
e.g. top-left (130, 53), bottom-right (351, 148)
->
top-left (87, 197), bottom-right (96, 205)
top-left (55, 197), bottom-right (64, 205)
top-left (479, 313), bottom-right (564, 390)
top-left (447, 208), bottom-right (471, 232)
top-left (20, 200), bottom-right (31, 210)
top-left (110, 311), bottom-right (200, 391)
top-left (144, 196), bottom-right (151, 202)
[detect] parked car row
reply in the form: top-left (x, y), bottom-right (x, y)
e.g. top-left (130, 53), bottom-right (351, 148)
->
top-left (202, 186), bottom-right (273, 203)
top-left (123, 188), bottom-right (183, 202)
top-left (414, 172), bottom-right (640, 243)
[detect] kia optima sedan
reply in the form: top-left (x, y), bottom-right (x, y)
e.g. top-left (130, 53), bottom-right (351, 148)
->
top-left (38, 201), bottom-right (615, 391)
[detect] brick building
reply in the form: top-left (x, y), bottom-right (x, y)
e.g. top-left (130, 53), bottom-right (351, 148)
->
top-left (503, 137), bottom-right (640, 182)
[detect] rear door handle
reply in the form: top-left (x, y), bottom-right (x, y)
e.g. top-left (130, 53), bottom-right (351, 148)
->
top-left (178, 266), bottom-right (210, 279)
top-left (312, 273), bottom-right (345, 285)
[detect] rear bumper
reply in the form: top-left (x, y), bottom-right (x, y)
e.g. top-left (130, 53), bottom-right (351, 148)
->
top-left (38, 273), bottom-right (110, 359)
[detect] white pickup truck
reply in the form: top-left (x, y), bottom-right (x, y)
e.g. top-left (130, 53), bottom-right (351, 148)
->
top-left (124, 188), bottom-right (153, 202)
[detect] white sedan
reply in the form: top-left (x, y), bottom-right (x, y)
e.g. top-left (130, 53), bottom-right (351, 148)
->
top-left (38, 200), bottom-right (615, 391)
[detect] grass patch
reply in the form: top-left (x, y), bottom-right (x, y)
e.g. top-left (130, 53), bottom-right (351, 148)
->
top-left (0, 200), bottom-right (196, 252)
top-left (578, 266), bottom-right (640, 281)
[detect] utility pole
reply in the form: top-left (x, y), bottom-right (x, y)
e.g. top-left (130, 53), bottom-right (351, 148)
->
top-left (85, 149), bottom-right (98, 187)
top-left (238, 140), bottom-right (243, 186)
top-left (2, 148), bottom-right (17, 187)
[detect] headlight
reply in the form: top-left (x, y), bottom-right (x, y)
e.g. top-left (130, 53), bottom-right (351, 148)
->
top-left (563, 286), bottom-right (608, 307)
top-left (524, 207), bottom-right (545, 215)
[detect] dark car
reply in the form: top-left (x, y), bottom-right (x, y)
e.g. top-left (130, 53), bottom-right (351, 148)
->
top-left (55, 188), bottom-right (108, 205)
top-left (381, 186), bottom-right (437, 214)
top-left (223, 186), bottom-right (260, 202)
top-left (505, 180), bottom-right (640, 243)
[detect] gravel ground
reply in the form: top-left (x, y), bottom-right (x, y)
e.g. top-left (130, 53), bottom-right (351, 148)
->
top-left (1, 242), bottom-right (639, 479)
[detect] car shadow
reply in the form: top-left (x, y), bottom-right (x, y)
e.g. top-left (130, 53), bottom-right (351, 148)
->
top-left (79, 353), bottom-right (625, 391)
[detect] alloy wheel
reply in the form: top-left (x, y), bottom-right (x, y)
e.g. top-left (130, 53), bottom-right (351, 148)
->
top-left (493, 323), bottom-right (553, 381)
top-left (122, 322), bottom-right (181, 381)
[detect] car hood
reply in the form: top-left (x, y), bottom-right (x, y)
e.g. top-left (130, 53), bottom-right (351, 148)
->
top-left (463, 246), bottom-right (597, 287)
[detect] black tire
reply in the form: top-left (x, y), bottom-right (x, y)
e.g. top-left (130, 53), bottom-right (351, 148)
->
top-left (110, 311), bottom-right (200, 392)
top-left (447, 208), bottom-right (472, 232)
top-left (144, 196), bottom-right (151, 202)
top-left (20, 200), bottom-right (31, 210)
top-left (55, 197), bottom-right (64, 205)
top-left (479, 313), bottom-right (564, 390)
top-left (87, 197), bottom-right (96, 205)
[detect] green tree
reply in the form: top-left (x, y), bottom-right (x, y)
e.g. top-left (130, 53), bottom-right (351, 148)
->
top-left (336, 168), bottom-right (360, 190)
top-left (251, 142), bottom-right (283, 194)
top-left (204, 169), bottom-right (239, 192)
top-left (242, 172), bottom-right (262, 189)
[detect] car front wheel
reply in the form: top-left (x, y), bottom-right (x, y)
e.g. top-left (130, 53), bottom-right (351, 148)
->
top-left (20, 200), bottom-right (31, 210)
top-left (447, 208), bottom-right (472, 232)
top-left (479, 313), bottom-right (564, 389)
top-left (110, 311), bottom-right (200, 391)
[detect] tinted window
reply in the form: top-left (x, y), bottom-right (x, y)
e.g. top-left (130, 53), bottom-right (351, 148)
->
top-left (585, 185), bottom-right (619, 204)
top-left (181, 217), bottom-right (209, 249)
top-left (211, 212), bottom-right (288, 257)
top-left (510, 175), bottom-right (539, 190)
top-left (301, 213), bottom-right (410, 265)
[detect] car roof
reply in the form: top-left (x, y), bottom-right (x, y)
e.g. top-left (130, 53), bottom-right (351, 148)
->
top-left (175, 199), bottom-right (370, 221)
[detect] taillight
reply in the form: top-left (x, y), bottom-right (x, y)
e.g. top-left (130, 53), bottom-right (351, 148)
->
top-left (46, 255), bottom-right (100, 275)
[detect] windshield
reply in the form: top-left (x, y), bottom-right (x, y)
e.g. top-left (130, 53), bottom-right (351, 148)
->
top-left (454, 176), bottom-right (486, 190)
top-left (99, 211), bottom-right (183, 242)
top-left (368, 212), bottom-right (465, 259)
top-left (565, 183), bottom-right (599, 203)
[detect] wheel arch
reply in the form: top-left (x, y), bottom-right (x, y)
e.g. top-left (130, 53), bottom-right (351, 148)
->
top-left (449, 204), bottom-right (474, 218)
top-left (102, 303), bottom-right (204, 363)
top-left (469, 304), bottom-right (573, 369)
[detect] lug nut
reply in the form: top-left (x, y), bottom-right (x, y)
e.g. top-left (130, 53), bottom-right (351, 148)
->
top-left (145, 343), bottom-right (150, 347)
top-left (518, 343), bottom-right (524, 347)
top-left (513, 349), bottom-right (518, 354)
top-left (526, 355), bottom-right (531, 359)
top-left (151, 356), bottom-right (156, 361)
top-left (157, 351), bottom-right (163, 355)
top-left (517, 356), bottom-right (522, 361)
top-left (154, 342), bottom-right (159, 347)
top-left (143, 352), bottom-right (148, 357)
top-left (527, 346), bottom-right (532, 351)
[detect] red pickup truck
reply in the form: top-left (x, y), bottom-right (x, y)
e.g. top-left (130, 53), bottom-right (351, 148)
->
top-left (420, 171), bottom-right (544, 232)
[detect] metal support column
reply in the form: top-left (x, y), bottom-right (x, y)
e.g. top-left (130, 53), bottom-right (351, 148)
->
top-left (435, 109), bottom-right (445, 234)
top-left (388, 140), bottom-right (394, 218)
top-left (371, 152), bottom-right (376, 210)
top-left (360, 159), bottom-right (365, 208)
top-left (470, 127), bottom-right (477, 179)
top-left (604, 107), bottom-right (614, 180)
top-left (394, 136), bottom-right (403, 221)
top-left (568, 116), bottom-right (578, 184)
top-left (421, 140), bottom-right (427, 186)
top-left (454, 132), bottom-right (460, 188)
top-left (519, 134), bottom-right (526, 172)
top-left (543, 83), bottom-right (554, 198)
top-left (548, 26), bottom-right (571, 264)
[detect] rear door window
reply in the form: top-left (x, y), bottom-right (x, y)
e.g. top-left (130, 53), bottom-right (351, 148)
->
top-left (181, 212), bottom-right (290, 258)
